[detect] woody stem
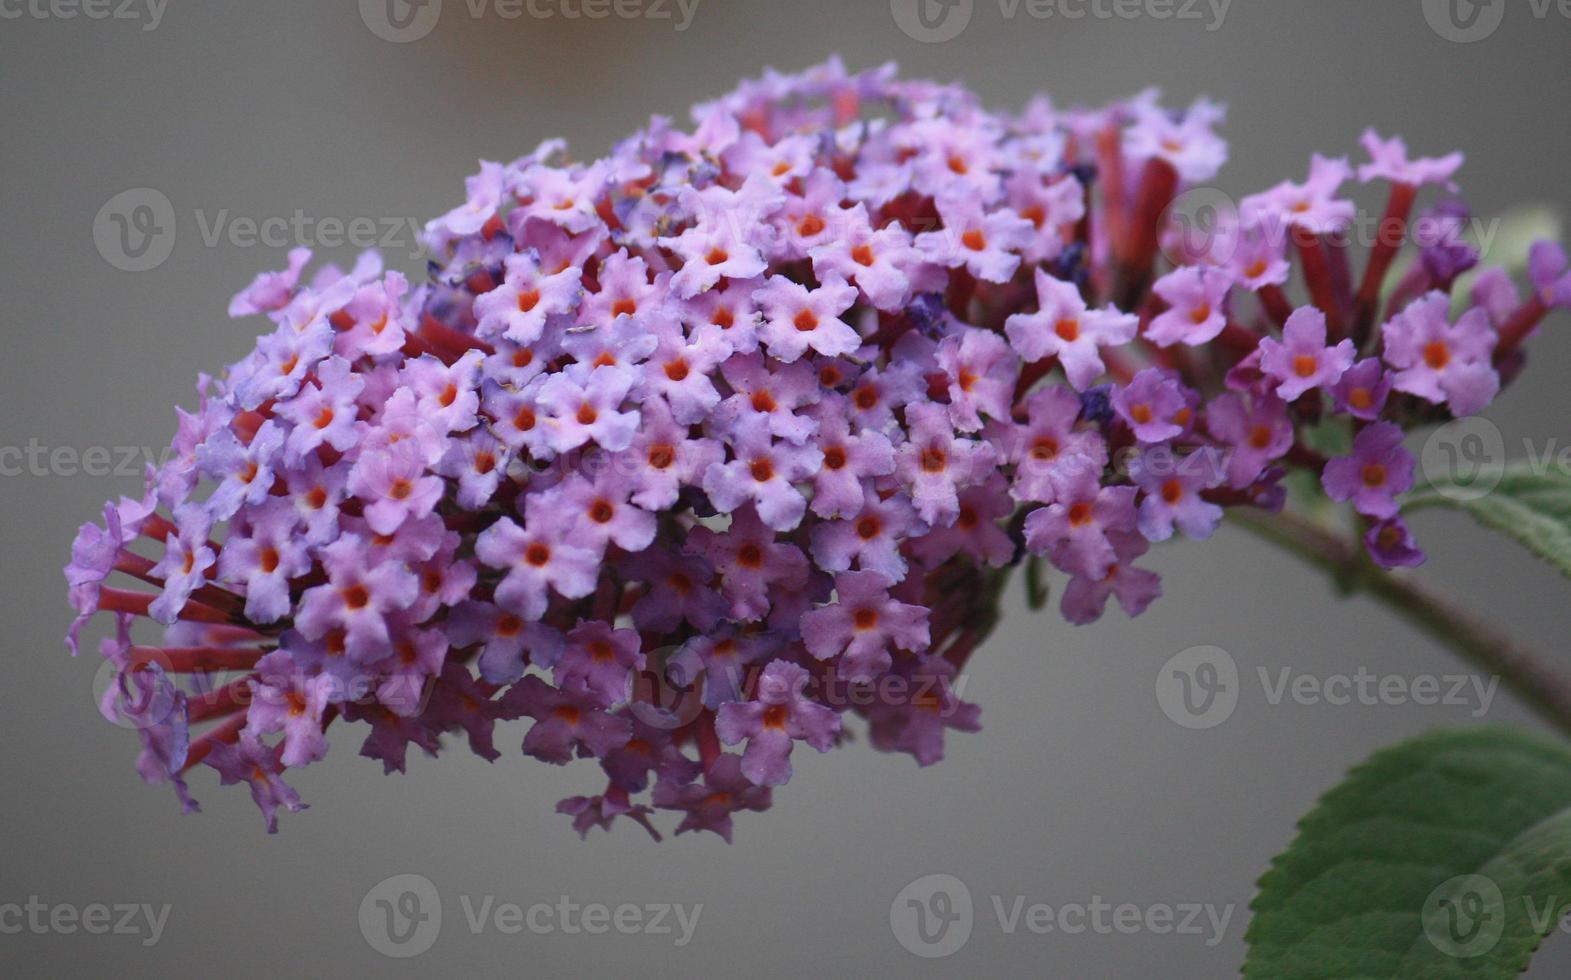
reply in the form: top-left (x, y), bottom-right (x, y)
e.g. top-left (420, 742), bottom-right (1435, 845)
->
top-left (1229, 507), bottom-right (1571, 741)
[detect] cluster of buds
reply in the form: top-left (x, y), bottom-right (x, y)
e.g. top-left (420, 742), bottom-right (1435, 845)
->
top-left (66, 59), bottom-right (1565, 837)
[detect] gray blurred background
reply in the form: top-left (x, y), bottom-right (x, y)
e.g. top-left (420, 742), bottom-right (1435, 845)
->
top-left (3, 1), bottom-right (1569, 976)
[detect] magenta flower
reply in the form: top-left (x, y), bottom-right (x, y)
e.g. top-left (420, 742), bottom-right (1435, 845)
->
top-left (1146, 266), bottom-right (1232, 348)
top-left (1112, 368), bottom-right (1194, 444)
top-left (998, 386), bottom-right (1108, 504)
top-left (714, 660), bottom-right (840, 786)
top-left (916, 194), bottom-right (1035, 283)
top-left (753, 273), bottom-right (861, 362)
top-left (802, 571), bottom-right (931, 682)
top-left (1131, 448), bottom-right (1226, 542)
top-left (61, 61), bottom-right (1561, 838)
top-left (474, 511), bottom-right (599, 621)
top-left (1258, 307), bottom-right (1356, 402)
top-left (1358, 129), bottom-right (1463, 190)
top-left (1241, 154), bottom-right (1355, 235)
top-left (1060, 530), bottom-right (1162, 626)
top-left (1381, 292), bottom-right (1499, 416)
top-left (1006, 268), bottom-right (1138, 390)
top-left (1322, 422), bottom-right (1416, 520)
top-left (1205, 392), bottom-right (1294, 489)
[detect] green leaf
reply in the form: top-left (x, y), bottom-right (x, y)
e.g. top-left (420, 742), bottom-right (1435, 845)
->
top-left (1404, 462), bottom-right (1571, 580)
top-left (1245, 727), bottom-right (1571, 979)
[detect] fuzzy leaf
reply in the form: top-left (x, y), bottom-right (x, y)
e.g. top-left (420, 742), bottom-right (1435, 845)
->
top-left (1405, 462), bottom-right (1571, 580)
top-left (1245, 727), bottom-right (1571, 978)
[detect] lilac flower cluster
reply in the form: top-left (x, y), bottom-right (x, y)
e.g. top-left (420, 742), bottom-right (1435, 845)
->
top-left (66, 59), bottom-right (1563, 838)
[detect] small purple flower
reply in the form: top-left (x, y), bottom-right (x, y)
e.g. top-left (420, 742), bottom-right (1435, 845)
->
top-left (686, 505), bottom-right (809, 621)
top-left (1258, 307), bottom-right (1356, 402)
top-left (535, 365), bottom-right (641, 454)
top-left (936, 329), bottom-right (1019, 433)
top-left (1365, 517), bottom-right (1427, 569)
top-left (916, 194), bottom-right (1035, 283)
top-left (1060, 530), bottom-right (1162, 626)
top-left (229, 247), bottom-right (312, 318)
top-left (1330, 358), bottom-right (1393, 422)
top-left (909, 474), bottom-right (1016, 569)
top-left (703, 415), bottom-right (821, 532)
top-left (473, 510), bottom-right (600, 620)
top-left (1529, 241), bottom-right (1571, 310)
top-left (275, 357), bottom-right (363, 465)
top-left (1024, 482), bottom-right (1139, 580)
top-left (148, 504), bottom-right (217, 625)
top-left (810, 484), bottom-right (925, 584)
top-left (198, 421), bottom-right (287, 521)
top-left (651, 753), bottom-right (771, 843)
top-left (1241, 154), bottom-right (1355, 236)
top-left (205, 734), bottom-right (306, 834)
top-left (218, 500), bottom-right (311, 624)
top-left (1357, 129), bottom-right (1463, 190)
top-left (1000, 385), bottom-right (1107, 504)
top-left (714, 660), bottom-right (840, 786)
top-left (1130, 448), bottom-right (1225, 542)
top-left (1205, 392), bottom-right (1293, 489)
top-left (1381, 292), bottom-right (1499, 416)
top-left (808, 205), bottom-right (919, 311)
top-left (1112, 368), bottom-right (1193, 444)
top-left (506, 675), bottom-right (632, 765)
top-left (553, 621), bottom-right (646, 708)
top-left (753, 273), bottom-right (861, 362)
top-left (1005, 268), bottom-right (1138, 390)
top-left (808, 409), bottom-right (896, 520)
top-left (802, 571), bottom-right (931, 682)
top-left (547, 470), bottom-right (658, 554)
top-left (1145, 266), bottom-right (1231, 348)
top-left (295, 538), bottom-right (420, 661)
top-left (1322, 422), bottom-right (1415, 520)
top-left (449, 600), bottom-right (562, 685)
top-left (896, 402), bottom-right (998, 527)
top-left (245, 652), bottom-right (335, 769)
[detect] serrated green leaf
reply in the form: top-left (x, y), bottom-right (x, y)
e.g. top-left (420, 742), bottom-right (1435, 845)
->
top-left (1245, 727), bottom-right (1571, 979)
top-left (1404, 463), bottom-right (1571, 581)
